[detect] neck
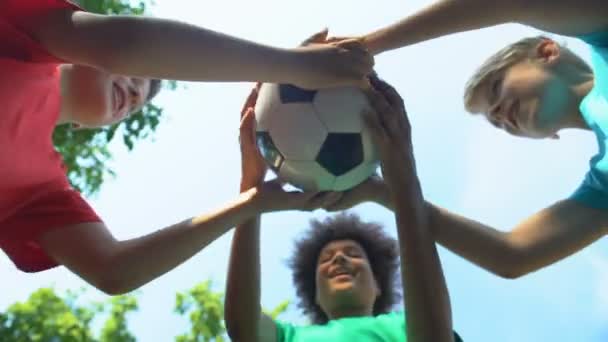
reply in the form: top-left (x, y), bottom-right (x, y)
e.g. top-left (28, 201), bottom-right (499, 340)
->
top-left (566, 76), bottom-right (595, 130)
top-left (554, 56), bottom-right (595, 131)
top-left (56, 65), bottom-right (74, 126)
top-left (326, 304), bottom-right (373, 321)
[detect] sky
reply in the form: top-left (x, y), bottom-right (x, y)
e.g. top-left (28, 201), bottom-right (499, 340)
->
top-left (2, 0), bottom-right (608, 341)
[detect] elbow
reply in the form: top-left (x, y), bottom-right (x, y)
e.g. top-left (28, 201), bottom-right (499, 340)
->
top-left (491, 250), bottom-right (531, 280)
top-left (494, 265), bottom-right (527, 279)
top-left (93, 276), bottom-right (137, 296)
top-left (85, 265), bottom-right (139, 295)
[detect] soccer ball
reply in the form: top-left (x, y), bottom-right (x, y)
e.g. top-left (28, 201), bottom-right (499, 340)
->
top-left (254, 83), bottom-right (379, 192)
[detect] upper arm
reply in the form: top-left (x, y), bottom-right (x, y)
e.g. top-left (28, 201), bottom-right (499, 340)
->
top-left (515, 0), bottom-right (608, 36)
top-left (226, 312), bottom-right (277, 342)
top-left (29, 9), bottom-right (119, 67)
top-left (38, 221), bottom-right (118, 284)
top-left (507, 199), bottom-right (608, 274)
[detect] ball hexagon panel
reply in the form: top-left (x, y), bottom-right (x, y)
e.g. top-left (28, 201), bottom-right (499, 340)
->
top-left (267, 102), bottom-right (328, 160)
top-left (316, 133), bottom-right (364, 176)
top-left (279, 84), bottom-right (318, 103)
top-left (256, 131), bottom-right (284, 172)
top-left (279, 160), bottom-right (336, 191)
top-left (313, 87), bottom-right (371, 132)
top-left (255, 84), bottom-right (281, 131)
top-left (360, 126), bottom-right (379, 163)
top-left (333, 162), bottom-right (379, 191)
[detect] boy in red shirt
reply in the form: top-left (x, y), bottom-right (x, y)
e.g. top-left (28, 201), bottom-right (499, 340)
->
top-left (0, 0), bottom-right (372, 294)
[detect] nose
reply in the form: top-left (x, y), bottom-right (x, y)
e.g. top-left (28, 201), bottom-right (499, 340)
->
top-left (332, 252), bottom-right (347, 265)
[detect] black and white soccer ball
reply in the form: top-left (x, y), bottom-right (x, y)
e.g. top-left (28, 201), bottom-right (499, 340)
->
top-left (254, 83), bottom-right (379, 192)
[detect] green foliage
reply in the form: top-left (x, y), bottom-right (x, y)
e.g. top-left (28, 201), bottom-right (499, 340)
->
top-left (99, 296), bottom-right (138, 342)
top-left (175, 280), bottom-right (226, 342)
top-left (264, 300), bottom-right (290, 320)
top-left (0, 288), bottom-right (136, 342)
top-left (1, 283), bottom-right (289, 342)
top-left (53, 0), bottom-right (177, 197)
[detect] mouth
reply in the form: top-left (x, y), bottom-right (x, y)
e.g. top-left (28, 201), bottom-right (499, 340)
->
top-left (506, 100), bottom-right (519, 130)
top-left (113, 83), bottom-right (127, 118)
top-left (328, 268), bottom-right (354, 279)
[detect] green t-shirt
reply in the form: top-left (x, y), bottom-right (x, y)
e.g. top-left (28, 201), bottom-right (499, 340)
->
top-left (570, 30), bottom-right (608, 208)
top-left (274, 312), bottom-right (463, 342)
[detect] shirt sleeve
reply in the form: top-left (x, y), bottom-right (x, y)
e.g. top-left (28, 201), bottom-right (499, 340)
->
top-left (274, 320), bottom-right (295, 342)
top-left (0, 187), bottom-right (102, 273)
top-left (0, 0), bottom-right (82, 62)
top-left (570, 178), bottom-right (608, 209)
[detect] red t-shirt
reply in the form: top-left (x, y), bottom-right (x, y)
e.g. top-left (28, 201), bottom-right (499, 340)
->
top-left (0, 0), bottom-right (102, 273)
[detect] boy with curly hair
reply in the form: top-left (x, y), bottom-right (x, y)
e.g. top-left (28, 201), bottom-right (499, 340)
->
top-left (223, 77), bottom-right (464, 341)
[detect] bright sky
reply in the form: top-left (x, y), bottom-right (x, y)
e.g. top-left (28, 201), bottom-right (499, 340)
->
top-left (2, 0), bottom-right (608, 341)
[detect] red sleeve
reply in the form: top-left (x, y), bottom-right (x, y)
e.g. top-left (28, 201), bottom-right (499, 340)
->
top-left (0, 187), bottom-right (102, 273)
top-left (0, 0), bottom-right (82, 63)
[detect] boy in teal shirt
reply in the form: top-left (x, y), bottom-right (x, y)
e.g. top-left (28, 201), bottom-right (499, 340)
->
top-left (327, 0), bottom-right (608, 280)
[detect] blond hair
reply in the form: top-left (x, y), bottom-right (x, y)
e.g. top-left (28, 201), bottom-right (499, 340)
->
top-left (463, 36), bottom-right (591, 114)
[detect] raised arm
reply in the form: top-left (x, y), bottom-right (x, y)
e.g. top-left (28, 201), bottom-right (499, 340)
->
top-left (225, 88), bottom-right (275, 342)
top-left (328, 176), bottom-right (608, 279)
top-left (363, 78), bottom-right (453, 342)
top-left (224, 87), bottom-right (341, 342)
top-left (30, 9), bottom-right (373, 88)
top-left (363, 0), bottom-right (608, 55)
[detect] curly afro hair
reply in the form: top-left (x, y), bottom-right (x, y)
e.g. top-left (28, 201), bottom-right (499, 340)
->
top-left (287, 212), bottom-right (401, 324)
top-left (146, 79), bottom-right (163, 103)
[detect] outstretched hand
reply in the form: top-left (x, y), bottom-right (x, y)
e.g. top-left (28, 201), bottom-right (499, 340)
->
top-left (362, 76), bottom-right (414, 183)
top-left (250, 179), bottom-right (343, 213)
top-left (323, 174), bottom-right (387, 212)
top-left (290, 29), bottom-right (374, 89)
top-left (239, 84), bottom-right (266, 191)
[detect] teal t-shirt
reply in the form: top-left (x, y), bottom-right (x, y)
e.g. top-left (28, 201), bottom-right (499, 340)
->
top-left (570, 30), bottom-right (608, 209)
top-left (274, 312), bottom-right (463, 342)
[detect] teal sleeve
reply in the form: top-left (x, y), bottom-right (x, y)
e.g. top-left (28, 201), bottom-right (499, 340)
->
top-left (570, 182), bottom-right (608, 209)
top-left (273, 320), bottom-right (294, 342)
top-left (579, 30), bottom-right (608, 47)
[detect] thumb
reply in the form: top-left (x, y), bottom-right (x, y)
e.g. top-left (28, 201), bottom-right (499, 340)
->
top-left (239, 108), bottom-right (257, 145)
top-left (335, 38), bottom-right (366, 52)
top-left (301, 28), bottom-right (329, 46)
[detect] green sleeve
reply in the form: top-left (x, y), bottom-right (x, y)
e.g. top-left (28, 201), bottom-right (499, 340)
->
top-left (273, 319), bottom-right (295, 342)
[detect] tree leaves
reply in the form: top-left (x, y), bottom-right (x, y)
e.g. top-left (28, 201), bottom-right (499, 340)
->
top-left (0, 282), bottom-right (289, 342)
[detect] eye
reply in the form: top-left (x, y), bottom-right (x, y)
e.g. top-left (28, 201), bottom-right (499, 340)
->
top-left (491, 78), bottom-right (502, 100)
top-left (345, 248), bottom-right (362, 258)
top-left (319, 253), bottom-right (332, 264)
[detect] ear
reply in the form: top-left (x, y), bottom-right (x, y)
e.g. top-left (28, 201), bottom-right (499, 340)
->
top-left (536, 39), bottom-right (561, 65)
top-left (374, 279), bottom-right (382, 298)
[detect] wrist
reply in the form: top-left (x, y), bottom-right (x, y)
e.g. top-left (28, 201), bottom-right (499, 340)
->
top-left (362, 31), bottom-right (387, 55)
top-left (241, 187), bottom-right (266, 215)
top-left (377, 184), bottom-right (392, 208)
top-left (275, 48), bottom-right (302, 83)
top-left (240, 179), bottom-right (263, 193)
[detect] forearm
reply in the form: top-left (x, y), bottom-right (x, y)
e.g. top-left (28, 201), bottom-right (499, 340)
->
top-left (390, 178), bottom-right (453, 342)
top-left (364, 0), bottom-right (608, 54)
top-left (107, 190), bottom-right (259, 293)
top-left (364, 0), bottom-right (518, 54)
top-left (40, 11), bottom-right (294, 82)
top-left (225, 216), bottom-right (263, 341)
top-left (375, 191), bottom-right (519, 277)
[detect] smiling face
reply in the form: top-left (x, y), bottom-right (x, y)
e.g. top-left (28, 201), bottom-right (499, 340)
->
top-left (60, 65), bottom-right (151, 128)
top-left (465, 38), bottom-right (591, 139)
top-left (315, 239), bottom-right (380, 317)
